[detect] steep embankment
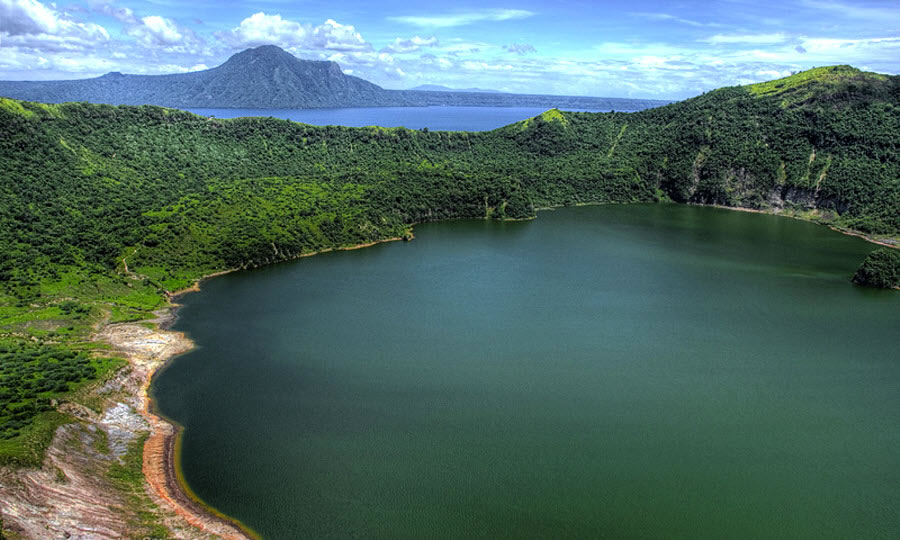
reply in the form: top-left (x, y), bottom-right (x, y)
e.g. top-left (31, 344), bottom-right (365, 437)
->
top-left (0, 65), bottom-right (898, 538)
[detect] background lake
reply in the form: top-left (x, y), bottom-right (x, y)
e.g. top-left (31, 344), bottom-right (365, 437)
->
top-left (153, 204), bottom-right (900, 538)
top-left (186, 106), bottom-right (608, 131)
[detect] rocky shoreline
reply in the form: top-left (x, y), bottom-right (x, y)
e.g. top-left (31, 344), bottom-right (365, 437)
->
top-left (0, 235), bottom-right (420, 539)
top-left (1, 206), bottom-right (895, 538)
top-left (0, 311), bottom-right (251, 539)
top-left (104, 319), bottom-right (254, 540)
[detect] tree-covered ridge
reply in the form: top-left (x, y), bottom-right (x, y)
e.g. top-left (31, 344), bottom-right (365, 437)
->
top-left (0, 66), bottom-right (898, 459)
top-left (2, 66), bottom-right (898, 288)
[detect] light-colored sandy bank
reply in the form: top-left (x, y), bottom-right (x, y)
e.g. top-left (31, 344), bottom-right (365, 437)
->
top-left (0, 315), bottom-right (252, 539)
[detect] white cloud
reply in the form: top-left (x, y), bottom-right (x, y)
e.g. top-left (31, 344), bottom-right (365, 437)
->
top-left (0, 45), bottom-right (116, 75)
top-left (460, 60), bottom-right (514, 72)
top-left (218, 13), bottom-right (371, 53)
top-left (756, 69), bottom-right (791, 79)
top-left (311, 19), bottom-right (369, 52)
top-left (0, 0), bottom-right (109, 50)
top-left (125, 14), bottom-right (204, 53)
top-left (0, 0), bottom-right (59, 35)
top-left (139, 15), bottom-right (182, 45)
top-left (801, 36), bottom-right (900, 51)
top-left (435, 39), bottom-right (492, 56)
top-left (388, 9), bottom-right (533, 28)
top-left (220, 12), bottom-right (305, 47)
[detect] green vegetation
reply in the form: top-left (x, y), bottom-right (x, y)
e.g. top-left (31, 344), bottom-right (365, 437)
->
top-left (0, 66), bottom-right (898, 460)
top-left (853, 248), bottom-right (900, 288)
top-left (107, 433), bottom-right (171, 539)
top-left (0, 339), bottom-right (124, 464)
top-left (746, 65), bottom-right (889, 107)
top-left (0, 410), bottom-right (73, 467)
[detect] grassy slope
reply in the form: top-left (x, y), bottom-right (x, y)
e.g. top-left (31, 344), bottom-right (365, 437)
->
top-left (0, 66), bottom-right (898, 462)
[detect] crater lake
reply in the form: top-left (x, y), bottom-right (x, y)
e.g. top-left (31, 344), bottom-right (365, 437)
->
top-left (152, 204), bottom-right (900, 538)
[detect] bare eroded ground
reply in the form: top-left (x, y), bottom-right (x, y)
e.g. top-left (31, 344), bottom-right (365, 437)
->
top-left (1, 314), bottom-right (250, 539)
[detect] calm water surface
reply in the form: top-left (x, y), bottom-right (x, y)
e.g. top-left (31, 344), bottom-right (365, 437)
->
top-left (186, 106), bottom-right (607, 131)
top-left (153, 204), bottom-right (900, 538)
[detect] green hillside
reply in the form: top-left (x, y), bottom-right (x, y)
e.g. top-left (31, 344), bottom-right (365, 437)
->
top-left (1, 66), bottom-right (898, 461)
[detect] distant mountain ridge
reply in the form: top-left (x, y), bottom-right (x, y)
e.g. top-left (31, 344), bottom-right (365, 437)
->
top-left (0, 45), bottom-right (668, 111)
top-left (409, 84), bottom-right (501, 93)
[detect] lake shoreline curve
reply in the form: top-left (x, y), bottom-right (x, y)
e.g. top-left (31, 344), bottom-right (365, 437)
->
top-left (2, 205), bottom-right (894, 539)
top-left (138, 236), bottom-right (412, 538)
top-left (100, 316), bottom-right (256, 539)
top-left (128, 204), bottom-right (900, 537)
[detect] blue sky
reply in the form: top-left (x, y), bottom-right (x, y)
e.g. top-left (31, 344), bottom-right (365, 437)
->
top-left (1, 0), bottom-right (898, 98)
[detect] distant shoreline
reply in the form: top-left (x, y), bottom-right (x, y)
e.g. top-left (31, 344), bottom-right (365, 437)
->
top-left (695, 203), bottom-right (899, 249)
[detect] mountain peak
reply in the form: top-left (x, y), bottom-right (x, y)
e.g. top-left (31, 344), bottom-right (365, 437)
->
top-left (222, 45), bottom-right (337, 69)
top-left (223, 45), bottom-right (298, 66)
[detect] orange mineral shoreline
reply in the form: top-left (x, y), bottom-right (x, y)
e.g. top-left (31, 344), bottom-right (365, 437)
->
top-left (105, 211), bottom-right (900, 540)
top-left (97, 317), bottom-right (258, 539)
top-left (138, 332), bottom-right (258, 539)
top-left (135, 235), bottom-right (412, 537)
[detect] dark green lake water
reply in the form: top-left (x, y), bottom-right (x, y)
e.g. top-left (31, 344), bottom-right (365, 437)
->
top-left (153, 204), bottom-right (900, 538)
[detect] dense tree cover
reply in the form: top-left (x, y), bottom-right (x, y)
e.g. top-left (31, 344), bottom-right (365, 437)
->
top-left (0, 341), bottom-right (117, 440)
top-left (2, 66), bottom-right (897, 293)
top-left (0, 65), bottom-right (898, 454)
top-left (853, 248), bottom-right (900, 289)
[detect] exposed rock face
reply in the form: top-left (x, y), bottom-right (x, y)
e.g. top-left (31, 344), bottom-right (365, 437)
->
top-left (1, 422), bottom-right (141, 539)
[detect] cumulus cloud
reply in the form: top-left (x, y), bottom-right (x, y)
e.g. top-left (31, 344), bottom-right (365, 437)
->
top-left (218, 12), bottom-right (371, 53)
top-left (380, 36), bottom-right (438, 54)
top-left (135, 16), bottom-right (182, 45)
top-left (504, 43), bottom-right (536, 55)
top-left (218, 12), bottom-right (304, 47)
top-left (0, 0), bottom-right (109, 50)
top-left (0, 0), bottom-right (60, 35)
top-left (125, 14), bottom-right (205, 53)
top-left (311, 19), bottom-right (370, 51)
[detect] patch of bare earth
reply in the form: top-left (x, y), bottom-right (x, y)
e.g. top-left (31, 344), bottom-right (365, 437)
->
top-left (0, 311), bottom-right (250, 539)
